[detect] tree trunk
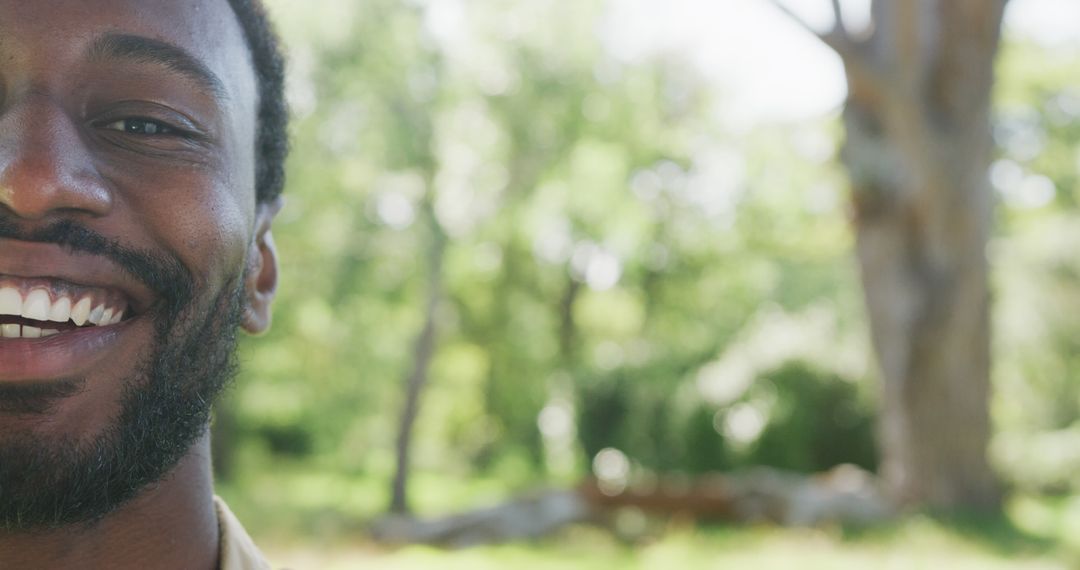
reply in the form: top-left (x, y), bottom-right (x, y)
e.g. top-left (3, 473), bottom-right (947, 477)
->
top-left (389, 202), bottom-right (447, 515)
top-left (774, 0), bottom-right (1007, 510)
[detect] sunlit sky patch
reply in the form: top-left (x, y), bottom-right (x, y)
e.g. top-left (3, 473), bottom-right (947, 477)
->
top-left (599, 0), bottom-right (1080, 125)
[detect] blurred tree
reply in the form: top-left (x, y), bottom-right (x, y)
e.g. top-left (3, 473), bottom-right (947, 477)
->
top-left (772, 0), bottom-right (1006, 510)
top-left (390, 190), bottom-right (446, 515)
top-left (366, 11), bottom-right (445, 515)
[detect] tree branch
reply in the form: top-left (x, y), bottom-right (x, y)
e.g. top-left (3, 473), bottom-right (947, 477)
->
top-left (768, 0), bottom-right (889, 105)
top-left (768, 0), bottom-right (873, 65)
top-left (830, 0), bottom-right (847, 37)
top-left (768, 0), bottom-right (849, 55)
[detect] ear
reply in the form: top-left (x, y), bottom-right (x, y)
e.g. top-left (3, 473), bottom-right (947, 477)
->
top-left (241, 197), bottom-right (284, 335)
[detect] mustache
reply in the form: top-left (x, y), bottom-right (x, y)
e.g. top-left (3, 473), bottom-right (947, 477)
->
top-left (0, 217), bottom-right (194, 307)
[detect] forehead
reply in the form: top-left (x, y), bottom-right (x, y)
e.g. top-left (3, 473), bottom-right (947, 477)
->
top-left (0, 0), bottom-right (253, 104)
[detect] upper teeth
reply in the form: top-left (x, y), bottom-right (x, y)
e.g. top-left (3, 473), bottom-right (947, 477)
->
top-left (0, 286), bottom-right (125, 339)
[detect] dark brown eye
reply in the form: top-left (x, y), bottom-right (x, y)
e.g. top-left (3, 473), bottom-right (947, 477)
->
top-left (102, 118), bottom-right (175, 136)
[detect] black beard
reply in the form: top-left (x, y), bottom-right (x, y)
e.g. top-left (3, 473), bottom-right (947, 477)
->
top-left (0, 218), bottom-right (244, 531)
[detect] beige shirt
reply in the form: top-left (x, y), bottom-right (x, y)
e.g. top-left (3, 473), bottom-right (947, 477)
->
top-left (215, 497), bottom-right (272, 570)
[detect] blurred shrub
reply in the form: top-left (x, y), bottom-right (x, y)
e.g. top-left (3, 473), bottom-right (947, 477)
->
top-left (744, 362), bottom-right (878, 473)
top-left (577, 375), bottom-right (630, 466)
top-left (681, 403), bottom-right (733, 474)
top-left (576, 360), bottom-right (872, 476)
top-left (256, 423), bottom-right (316, 458)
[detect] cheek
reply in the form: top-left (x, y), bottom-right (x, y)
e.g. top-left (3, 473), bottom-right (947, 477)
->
top-left (98, 102), bottom-right (257, 293)
top-left (167, 187), bottom-right (251, 284)
top-left (117, 164), bottom-right (254, 293)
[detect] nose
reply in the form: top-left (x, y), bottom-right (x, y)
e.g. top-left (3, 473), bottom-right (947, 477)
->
top-left (0, 98), bottom-right (112, 221)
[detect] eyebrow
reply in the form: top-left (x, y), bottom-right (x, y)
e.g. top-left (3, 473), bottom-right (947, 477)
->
top-left (88, 33), bottom-right (228, 102)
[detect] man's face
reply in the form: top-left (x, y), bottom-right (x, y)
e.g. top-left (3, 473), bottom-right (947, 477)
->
top-left (0, 0), bottom-right (277, 528)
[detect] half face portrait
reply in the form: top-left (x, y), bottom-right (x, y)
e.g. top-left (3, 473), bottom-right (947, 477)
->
top-left (0, 0), bottom-right (287, 567)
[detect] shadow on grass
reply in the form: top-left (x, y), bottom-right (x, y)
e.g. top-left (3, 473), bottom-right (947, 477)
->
top-left (933, 512), bottom-right (1059, 557)
top-left (838, 510), bottom-right (1060, 559)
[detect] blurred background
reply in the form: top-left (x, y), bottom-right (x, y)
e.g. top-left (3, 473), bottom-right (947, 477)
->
top-left (214, 0), bottom-right (1080, 567)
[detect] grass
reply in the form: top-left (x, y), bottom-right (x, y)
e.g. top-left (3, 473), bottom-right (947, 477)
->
top-left (260, 522), bottom-right (1068, 570)
top-left (217, 467), bottom-right (1074, 569)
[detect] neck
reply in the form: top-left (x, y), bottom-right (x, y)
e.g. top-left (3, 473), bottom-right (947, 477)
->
top-left (0, 432), bottom-right (220, 570)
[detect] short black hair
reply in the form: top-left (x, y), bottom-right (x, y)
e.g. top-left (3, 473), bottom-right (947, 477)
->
top-left (225, 0), bottom-right (289, 204)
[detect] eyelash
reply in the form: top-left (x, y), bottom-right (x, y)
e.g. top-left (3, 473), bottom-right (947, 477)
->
top-left (100, 117), bottom-right (187, 137)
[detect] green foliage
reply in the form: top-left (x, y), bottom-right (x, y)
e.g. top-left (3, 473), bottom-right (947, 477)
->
top-left (574, 360), bottom-right (876, 477)
top-left (680, 404), bottom-right (733, 474)
top-left (215, 2), bottom-right (1080, 541)
top-left (991, 42), bottom-right (1080, 494)
top-left (743, 362), bottom-right (878, 473)
top-left (226, 0), bottom-right (863, 490)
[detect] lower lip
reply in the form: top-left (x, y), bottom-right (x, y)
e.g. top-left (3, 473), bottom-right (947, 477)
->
top-left (0, 321), bottom-right (134, 382)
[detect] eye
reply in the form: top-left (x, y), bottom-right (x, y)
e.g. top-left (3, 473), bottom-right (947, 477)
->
top-left (101, 118), bottom-right (177, 136)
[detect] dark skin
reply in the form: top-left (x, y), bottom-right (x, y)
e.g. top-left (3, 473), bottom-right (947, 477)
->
top-left (0, 0), bottom-right (280, 568)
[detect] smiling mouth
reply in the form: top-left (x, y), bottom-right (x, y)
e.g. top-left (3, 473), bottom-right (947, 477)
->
top-left (0, 277), bottom-right (129, 339)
